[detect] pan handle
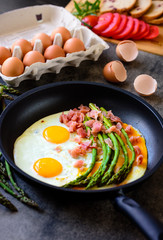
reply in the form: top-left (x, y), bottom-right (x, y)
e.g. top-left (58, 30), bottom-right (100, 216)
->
top-left (113, 194), bottom-right (163, 240)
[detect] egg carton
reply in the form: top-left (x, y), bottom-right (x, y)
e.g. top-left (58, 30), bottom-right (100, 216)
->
top-left (0, 5), bottom-right (109, 87)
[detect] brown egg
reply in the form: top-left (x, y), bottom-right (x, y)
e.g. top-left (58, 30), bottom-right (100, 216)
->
top-left (0, 46), bottom-right (12, 65)
top-left (44, 45), bottom-right (65, 60)
top-left (51, 27), bottom-right (71, 44)
top-left (23, 50), bottom-right (45, 66)
top-left (1, 57), bottom-right (24, 77)
top-left (103, 61), bottom-right (127, 83)
top-left (11, 39), bottom-right (32, 56)
top-left (116, 40), bottom-right (138, 62)
top-left (63, 38), bottom-right (85, 54)
top-left (31, 33), bottom-right (52, 50)
top-left (134, 74), bottom-right (157, 96)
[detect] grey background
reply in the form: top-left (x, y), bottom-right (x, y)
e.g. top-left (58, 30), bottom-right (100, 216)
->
top-left (0, 1), bottom-right (162, 240)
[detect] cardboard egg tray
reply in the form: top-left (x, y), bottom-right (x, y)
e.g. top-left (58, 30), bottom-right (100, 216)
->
top-left (0, 5), bottom-right (109, 86)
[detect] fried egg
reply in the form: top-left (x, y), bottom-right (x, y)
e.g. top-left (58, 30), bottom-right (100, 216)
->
top-left (14, 111), bottom-right (148, 189)
top-left (14, 112), bottom-right (94, 187)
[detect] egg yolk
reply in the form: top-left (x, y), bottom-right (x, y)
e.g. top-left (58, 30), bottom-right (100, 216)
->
top-left (33, 157), bottom-right (62, 178)
top-left (43, 126), bottom-right (70, 144)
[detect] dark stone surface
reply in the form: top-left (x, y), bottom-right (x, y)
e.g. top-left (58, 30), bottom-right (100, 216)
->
top-left (0, 1), bottom-right (162, 240)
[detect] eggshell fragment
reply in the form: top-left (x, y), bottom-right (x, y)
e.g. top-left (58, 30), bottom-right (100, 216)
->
top-left (116, 40), bottom-right (138, 62)
top-left (11, 39), bottom-right (32, 56)
top-left (103, 61), bottom-right (127, 83)
top-left (44, 45), bottom-right (65, 60)
top-left (1, 57), bottom-right (24, 77)
top-left (0, 46), bottom-right (12, 65)
top-left (31, 33), bottom-right (52, 50)
top-left (63, 38), bottom-right (85, 54)
top-left (51, 27), bottom-right (71, 45)
top-left (134, 74), bottom-right (157, 96)
top-left (23, 51), bottom-right (45, 66)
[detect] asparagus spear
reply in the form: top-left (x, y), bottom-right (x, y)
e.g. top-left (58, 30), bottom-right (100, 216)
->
top-left (63, 134), bottom-right (97, 188)
top-left (85, 133), bottom-right (112, 189)
top-left (0, 153), bottom-right (7, 177)
top-left (89, 103), bottom-right (120, 186)
top-left (0, 175), bottom-right (39, 209)
top-left (0, 83), bottom-right (20, 95)
top-left (0, 86), bottom-right (14, 101)
top-left (100, 107), bottom-right (135, 185)
top-left (0, 192), bottom-right (17, 212)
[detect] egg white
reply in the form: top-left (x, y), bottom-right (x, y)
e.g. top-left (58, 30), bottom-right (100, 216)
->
top-left (14, 111), bottom-right (93, 187)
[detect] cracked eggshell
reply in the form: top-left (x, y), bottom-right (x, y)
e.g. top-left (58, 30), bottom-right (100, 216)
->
top-left (116, 40), bottom-right (138, 62)
top-left (103, 61), bottom-right (127, 83)
top-left (134, 74), bottom-right (157, 96)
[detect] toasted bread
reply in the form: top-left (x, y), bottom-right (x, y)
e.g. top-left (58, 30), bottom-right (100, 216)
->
top-left (100, 0), bottom-right (137, 13)
top-left (130, 0), bottom-right (152, 18)
top-left (142, 1), bottom-right (163, 20)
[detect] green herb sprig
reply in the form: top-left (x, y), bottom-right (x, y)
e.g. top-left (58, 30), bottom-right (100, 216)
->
top-left (72, 0), bottom-right (100, 20)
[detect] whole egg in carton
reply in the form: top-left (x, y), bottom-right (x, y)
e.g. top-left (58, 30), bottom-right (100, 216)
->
top-left (0, 5), bottom-right (109, 86)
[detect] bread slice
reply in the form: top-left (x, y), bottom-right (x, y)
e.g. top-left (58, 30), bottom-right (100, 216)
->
top-left (142, 1), bottom-right (163, 20)
top-left (130, 0), bottom-right (152, 18)
top-left (100, 0), bottom-right (137, 13)
top-left (146, 15), bottom-right (163, 24)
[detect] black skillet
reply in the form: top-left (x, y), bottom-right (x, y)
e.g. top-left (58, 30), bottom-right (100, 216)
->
top-left (0, 81), bottom-right (163, 239)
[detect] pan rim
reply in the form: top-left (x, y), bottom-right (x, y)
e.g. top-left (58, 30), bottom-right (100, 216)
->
top-left (0, 81), bottom-right (163, 194)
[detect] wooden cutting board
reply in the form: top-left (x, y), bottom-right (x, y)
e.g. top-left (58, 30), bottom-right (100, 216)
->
top-left (65, 1), bottom-right (163, 56)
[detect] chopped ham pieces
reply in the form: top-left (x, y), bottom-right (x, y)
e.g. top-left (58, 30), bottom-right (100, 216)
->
top-left (136, 154), bottom-right (143, 165)
top-left (134, 145), bottom-right (141, 155)
top-left (69, 139), bottom-right (95, 158)
top-left (116, 122), bottom-right (122, 130)
top-left (104, 138), bottom-right (114, 150)
top-left (106, 125), bottom-right (122, 136)
top-left (92, 121), bottom-right (103, 134)
top-left (129, 136), bottom-right (140, 145)
top-left (73, 160), bottom-right (85, 168)
top-left (78, 104), bottom-right (90, 114)
top-left (77, 127), bottom-right (87, 138)
top-left (87, 110), bottom-right (101, 120)
top-left (125, 125), bottom-right (132, 134)
top-left (106, 110), bottom-right (122, 123)
top-left (55, 146), bottom-right (62, 153)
